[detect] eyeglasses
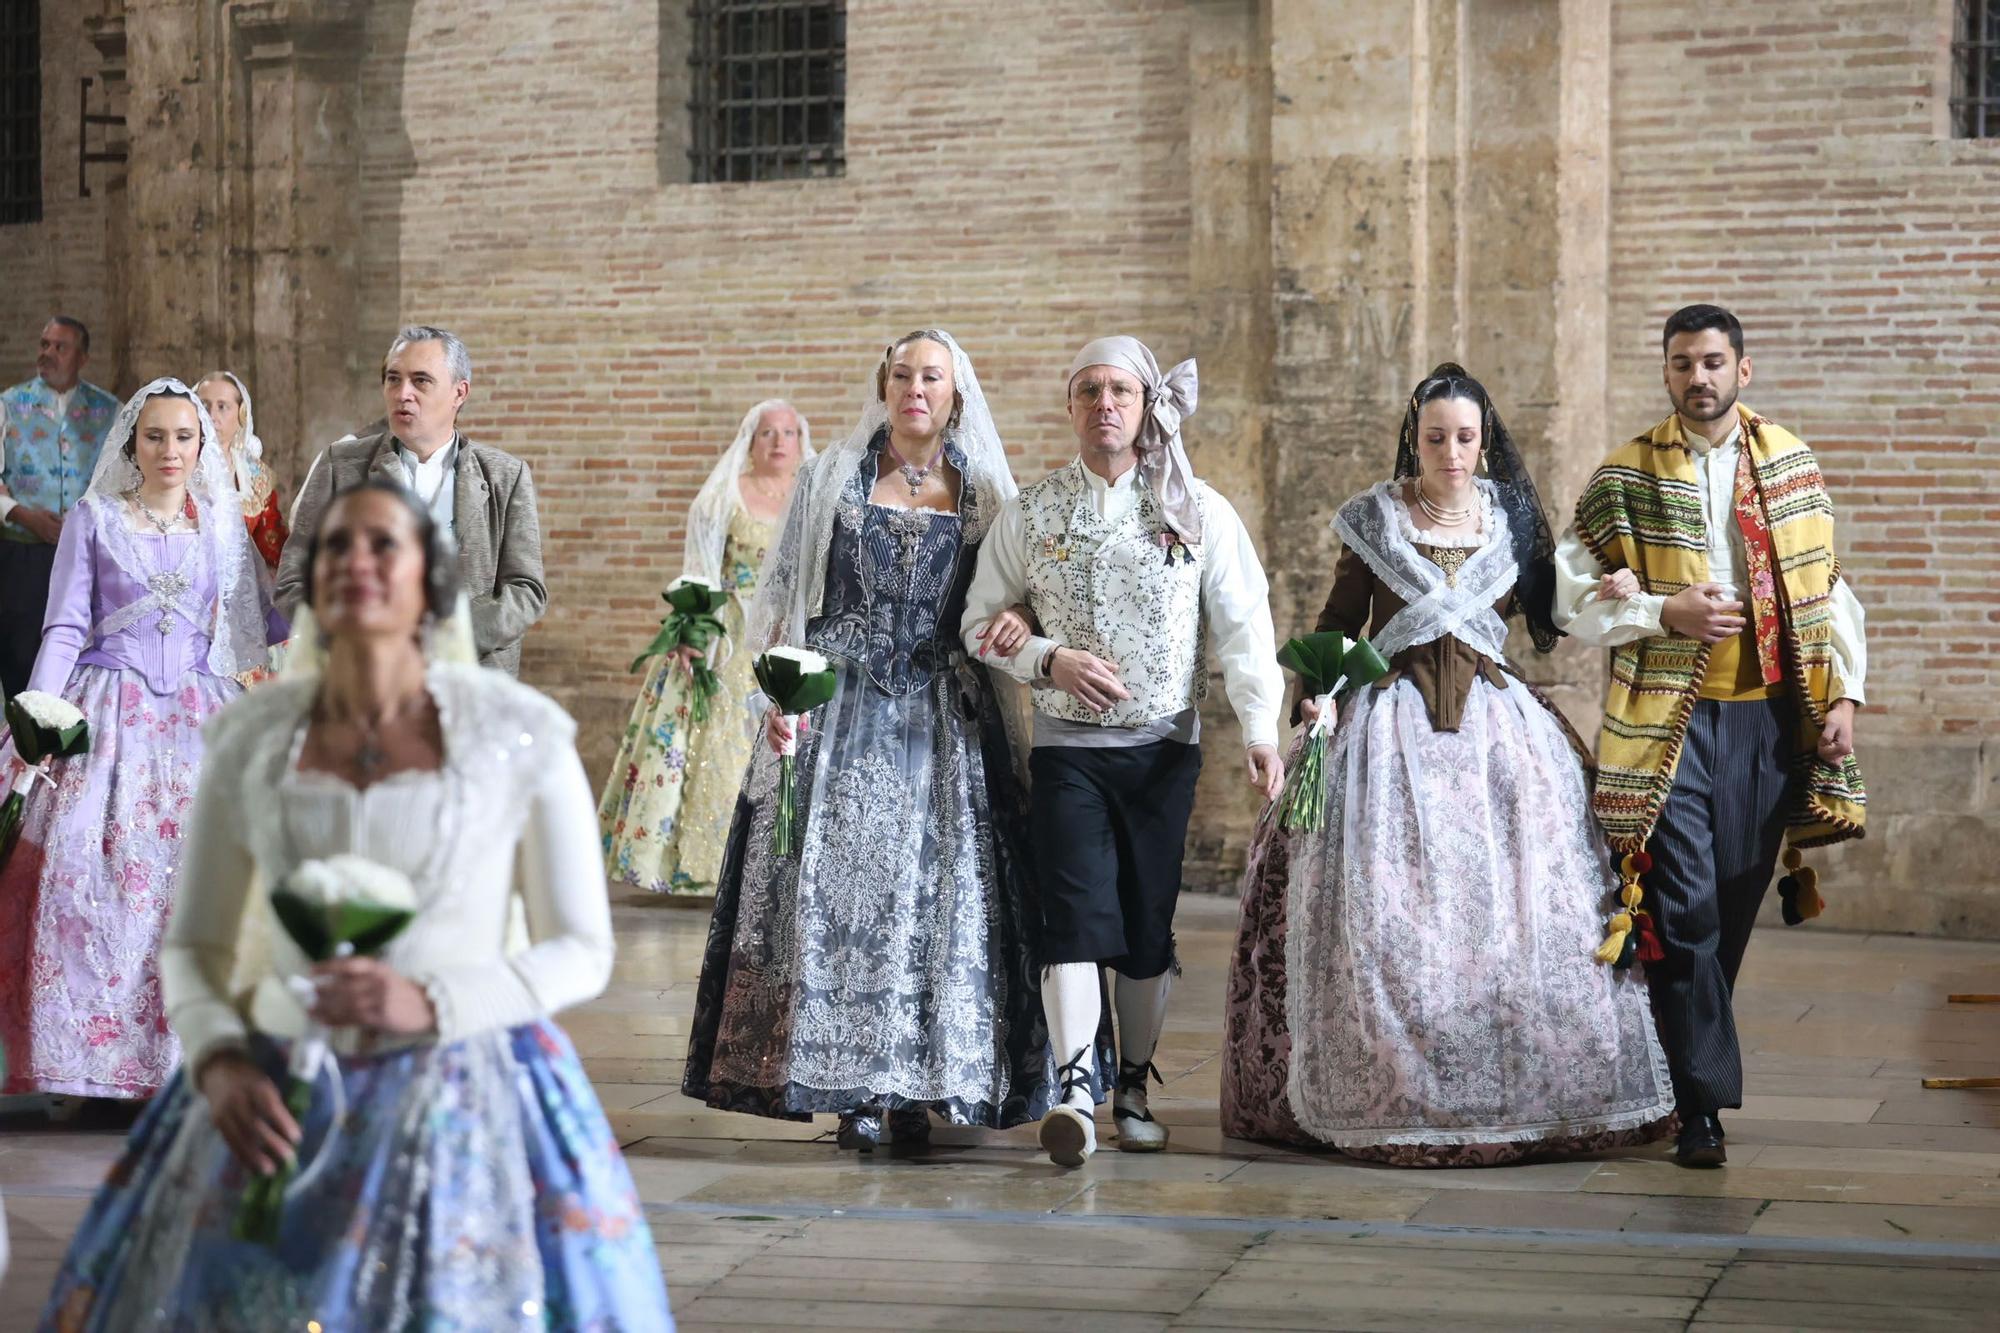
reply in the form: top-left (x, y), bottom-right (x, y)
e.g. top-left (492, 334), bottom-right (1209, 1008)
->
top-left (1072, 380), bottom-right (1141, 407)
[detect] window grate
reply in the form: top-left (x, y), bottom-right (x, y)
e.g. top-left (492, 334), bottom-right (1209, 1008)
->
top-left (687, 1), bottom-right (845, 183)
top-left (0, 0), bottom-right (39, 225)
top-left (1952, 0), bottom-right (2000, 138)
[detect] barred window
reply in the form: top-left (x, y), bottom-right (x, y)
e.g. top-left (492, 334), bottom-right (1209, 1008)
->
top-left (0, 0), bottom-right (38, 225)
top-left (687, 1), bottom-right (845, 183)
top-left (1953, 0), bottom-right (1999, 138)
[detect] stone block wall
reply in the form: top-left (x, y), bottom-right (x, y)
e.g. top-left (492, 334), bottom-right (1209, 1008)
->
top-left (1607, 1), bottom-right (2000, 934)
top-left (2, 0), bottom-right (1993, 931)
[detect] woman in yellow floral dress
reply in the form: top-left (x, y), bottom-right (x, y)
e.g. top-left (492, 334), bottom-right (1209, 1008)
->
top-left (600, 400), bottom-right (811, 897)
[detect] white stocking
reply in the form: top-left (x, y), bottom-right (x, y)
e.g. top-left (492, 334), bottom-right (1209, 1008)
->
top-left (1041, 962), bottom-right (1102, 1110)
top-left (1113, 968), bottom-right (1174, 1102)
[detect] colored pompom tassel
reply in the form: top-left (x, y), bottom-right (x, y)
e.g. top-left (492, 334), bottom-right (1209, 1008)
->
top-left (1634, 908), bottom-right (1664, 964)
top-left (1598, 852), bottom-right (1658, 969)
top-left (1776, 847), bottom-right (1825, 926)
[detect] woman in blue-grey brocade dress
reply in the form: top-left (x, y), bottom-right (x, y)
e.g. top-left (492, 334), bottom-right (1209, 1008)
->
top-left (683, 330), bottom-right (1104, 1151)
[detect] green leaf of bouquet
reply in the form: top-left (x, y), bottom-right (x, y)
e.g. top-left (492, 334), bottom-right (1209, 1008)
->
top-left (270, 890), bottom-right (334, 962)
top-left (336, 904), bottom-right (418, 956)
top-left (1340, 637), bottom-right (1391, 687)
top-left (1277, 632), bottom-right (1348, 694)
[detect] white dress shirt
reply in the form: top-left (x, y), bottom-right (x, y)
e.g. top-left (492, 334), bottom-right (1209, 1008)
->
top-left (962, 459), bottom-right (1284, 749)
top-left (1552, 417), bottom-right (1866, 702)
top-left (395, 436), bottom-right (459, 534)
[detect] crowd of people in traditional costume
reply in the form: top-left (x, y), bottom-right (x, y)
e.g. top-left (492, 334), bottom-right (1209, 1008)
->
top-left (0, 300), bottom-right (1867, 1326)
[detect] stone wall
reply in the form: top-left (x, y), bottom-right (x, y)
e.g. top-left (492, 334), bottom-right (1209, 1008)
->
top-left (1607, 2), bottom-right (2000, 935)
top-left (1, 0), bottom-right (1993, 930)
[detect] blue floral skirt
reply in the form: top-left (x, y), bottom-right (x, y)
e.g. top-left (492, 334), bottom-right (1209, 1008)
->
top-left (40, 1021), bottom-right (673, 1332)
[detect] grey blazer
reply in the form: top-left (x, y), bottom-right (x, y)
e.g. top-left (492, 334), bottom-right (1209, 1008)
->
top-left (274, 431), bottom-right (548, 676)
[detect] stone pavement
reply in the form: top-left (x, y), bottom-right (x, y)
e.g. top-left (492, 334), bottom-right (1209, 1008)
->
top-left (3, 894), bottom-right (1997, 1330)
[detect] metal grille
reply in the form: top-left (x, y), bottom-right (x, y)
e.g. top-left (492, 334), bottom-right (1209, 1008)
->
top-left (688, 1), bottom-right (845, 183)
top-left (1954, 0), bottom-right (2000, 138)
top-left (0, 0), bottom-right (38, 225)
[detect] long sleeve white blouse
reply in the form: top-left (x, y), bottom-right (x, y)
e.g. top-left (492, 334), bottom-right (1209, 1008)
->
top-left (960, 463), bottom-right (1284, 749)
top-left (160, 664), bottom-right (615, 1074)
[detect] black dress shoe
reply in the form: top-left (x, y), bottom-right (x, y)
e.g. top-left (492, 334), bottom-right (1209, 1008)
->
top-left (1675, 1113), bottom-right (1727, 1168)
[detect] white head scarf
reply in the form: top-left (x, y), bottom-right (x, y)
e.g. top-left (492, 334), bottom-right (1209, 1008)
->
top-left (744, 330), bottom-right (1015, 651)
top-left (200, 370), bottom-right (270, 504)
top-left (1067, 335), bottom-right (1202, 544)
top-left (682, 398), bottom-right (814, 586)
top-left (86, 377), bottom-right (273, 678)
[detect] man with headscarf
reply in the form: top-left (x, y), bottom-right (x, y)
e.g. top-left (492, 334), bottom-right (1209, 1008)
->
top-left (276, 325), bottom-right (546, 676)
top-left (961, 334), bottom-right (1285, 1167)
top-left (0, 316), bottom-right (121, 699)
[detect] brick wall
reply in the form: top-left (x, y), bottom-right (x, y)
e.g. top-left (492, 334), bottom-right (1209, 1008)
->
top-left (349, 0), bottom-right (1198, 780)
top-left (1608, 0), bottom-right (2000, 932)
top-left (0, 2), bottom-right (117, 391)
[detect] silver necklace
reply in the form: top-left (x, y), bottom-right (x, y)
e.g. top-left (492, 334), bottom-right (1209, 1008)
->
top-left (128, 490), bottom-right (185, 536)
top-left (1415, 482), bottom-right (1475, 527)
top-left (882, 439), bottom-right (941, 498)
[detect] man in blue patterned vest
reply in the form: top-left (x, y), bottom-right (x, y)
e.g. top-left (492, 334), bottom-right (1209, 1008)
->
top-left (0, 317), bottom-right (121, 699)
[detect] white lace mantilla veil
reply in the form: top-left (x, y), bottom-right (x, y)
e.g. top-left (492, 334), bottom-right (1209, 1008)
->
top-left (744, 331), bottom-right (1015, 652)
top-left (211, 370), bottom-right (268, 502)
top-left (683, 398), bottom-right (815, 584)
top-left (740, 330), bottom-right (1034, 772)
top-left (85, 377), bottom-right (271, 679)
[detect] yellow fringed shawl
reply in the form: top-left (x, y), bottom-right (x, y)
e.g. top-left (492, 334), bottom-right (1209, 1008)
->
top-left (1573, 404), bottom-right (1865, 853)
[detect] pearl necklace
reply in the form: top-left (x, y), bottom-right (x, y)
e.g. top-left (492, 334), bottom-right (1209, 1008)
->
top-left (1416, 482), bottom-right (1475, 527)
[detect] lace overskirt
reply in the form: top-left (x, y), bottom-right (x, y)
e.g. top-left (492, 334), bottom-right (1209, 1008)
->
top-left (683, 660), bottom-right (1066, 1126)
top-left (1227, 675), bottom-right (1674, 1159)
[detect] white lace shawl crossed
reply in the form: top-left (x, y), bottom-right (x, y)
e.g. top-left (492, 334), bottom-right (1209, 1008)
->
top-left (1331, 478), bottom-right (1518, 665)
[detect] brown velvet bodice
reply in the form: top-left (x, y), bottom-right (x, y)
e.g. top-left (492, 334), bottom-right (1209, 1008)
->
top-left (1307, 544), bottom-right (1511, 732)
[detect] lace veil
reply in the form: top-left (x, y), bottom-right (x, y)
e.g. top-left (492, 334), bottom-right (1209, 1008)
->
top-left (683, 399), bottom-right (814, 585)
top-left (85, 377), bottom-right (272, 677)
top-left (1392, 363), bottom-right (1562, 652)
top-left (744, 330), bottom-right (1016, 653)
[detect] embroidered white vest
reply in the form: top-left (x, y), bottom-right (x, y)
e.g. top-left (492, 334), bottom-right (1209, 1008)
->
top-left (1019, 461), bottom-right (1208, 728)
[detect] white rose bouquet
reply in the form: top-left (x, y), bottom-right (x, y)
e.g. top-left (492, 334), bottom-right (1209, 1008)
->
top-left (232, 854), bottom-right (419, 1246)
top-left (752, 646), bottom-right (838, 856)
top-left (0, 691), bottom-right (89, 860)
top-left (629, 575), bottom-right (732, 723)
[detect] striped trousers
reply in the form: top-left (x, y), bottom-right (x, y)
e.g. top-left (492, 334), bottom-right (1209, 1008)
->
top-left (1644, 696), bottom-right (1797, 1114)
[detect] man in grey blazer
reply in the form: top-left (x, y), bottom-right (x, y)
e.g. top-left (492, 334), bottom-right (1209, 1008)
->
top-left (276, 324), bottom-right (547, 675)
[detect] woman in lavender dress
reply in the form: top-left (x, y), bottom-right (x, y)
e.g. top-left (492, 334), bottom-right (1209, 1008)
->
top-left (0, 379), bottom-right (283, 1101)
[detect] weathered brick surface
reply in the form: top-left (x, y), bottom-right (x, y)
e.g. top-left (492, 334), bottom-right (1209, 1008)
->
top-left (0, 2), bottom-right (118, 385)
top-left (2, 0), bottom-right (1993, 930)
top-left (348, 0), bottom-right (1198, 780)
top-left (1609, 1), bottom-right (2000, 933)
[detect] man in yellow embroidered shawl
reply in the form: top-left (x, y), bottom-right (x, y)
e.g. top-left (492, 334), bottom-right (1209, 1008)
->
top-left (1554, 305), bottom-right (1867, 1170)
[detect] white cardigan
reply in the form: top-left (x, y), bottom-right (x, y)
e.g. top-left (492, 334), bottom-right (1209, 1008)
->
top-left (160, 663), bottom-right (615, 1073)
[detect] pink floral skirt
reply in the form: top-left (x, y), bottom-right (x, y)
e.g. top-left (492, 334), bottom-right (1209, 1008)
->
top-left (0, 665), bottom-right (239, 1098)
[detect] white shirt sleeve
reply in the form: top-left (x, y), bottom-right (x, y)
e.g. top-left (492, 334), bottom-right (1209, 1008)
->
top-left (1199, 492), bottom-right (1283, 749)
top-left (1830, 575), bottom-right (1867, 705)
top-left (1552, 522), bottom-right (1666, 647)
top-left (410, 747), bottom-right (615, 1041)
top-left (160, 753), bottom-right (260, 1075)
top-left (959, 496), bottom-right (1060, 684)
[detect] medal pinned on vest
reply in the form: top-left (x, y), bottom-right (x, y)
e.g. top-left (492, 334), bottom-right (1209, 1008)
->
top-left (1042, 533), bottom-right (1072, 563)
top-left (1155, 530), bottom-right (1197, 566)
